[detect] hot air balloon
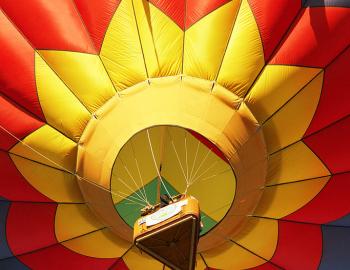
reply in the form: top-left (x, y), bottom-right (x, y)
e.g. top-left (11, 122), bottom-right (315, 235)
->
top-left (0, 0), bottom-right (350, 269)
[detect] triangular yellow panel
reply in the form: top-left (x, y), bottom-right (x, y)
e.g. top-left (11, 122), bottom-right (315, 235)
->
top-left (232, 217), bottom-right (277, 261)
top-left (55, 204), bottom-right (104, 242)
top-left (10, 125), bottom-right (77, 172)
top-left (10, 154), bottom-right (83, 203)
top-left (62, 228), bottom-right (131, 258)
top-left (217, 0), bottom-right (264, 97)
top-left (100, 0), bottom-right (149, 90)
top-left (184, 1), bottom-right (240, 80)
top-left (145, 3), bottom-right (183, 76)
top-left (263, 72), bottom-right (324, 153)
top-left (132, 0), bottom-right (161, 77)
top-left (35, 53), bottom-right (91, 141)
top-left (38, 50), bottom-right (116, 112)
top-left (254, 176), bottom-right (330, 219)
top-left (266, 141), bottom-right (330, 185)
top-left (246, 65), bottom-right (321, 123)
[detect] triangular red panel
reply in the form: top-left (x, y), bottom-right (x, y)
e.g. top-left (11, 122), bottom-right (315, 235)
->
top-left (0, 0), bottom-right (95, 53)
top-left (73, 0), bottom-right (121, 52)
top-left (0, 96), bottom-right (44, 151)
top-left (17, 243), bottom-right (117, 270)
top-left (109, 259), bottom-right (130, 270)
top-left (270, 7), bottom-right (350, 67)
top-left (304, 117), bottom-right (350, 174)
top-left (248, 0), bottom-right (301, 60)
top-left (269, 221), bottom-right (322, 270)
top-left (149, 0), bottom-right (230, 30)
top-left (0, 152), bottom-right (51, 202)
top-left (6, 203), bottom-right (57, 255)
top-left (305, 47), bottom-right (350, 135)
top-left (0, 11), bottom-right (44, 120)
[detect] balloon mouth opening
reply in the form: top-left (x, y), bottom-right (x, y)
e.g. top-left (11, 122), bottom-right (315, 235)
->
top-left (76, 76), bottom-right (267, 251)
top-left (110, 125), bottom-right (236, 237)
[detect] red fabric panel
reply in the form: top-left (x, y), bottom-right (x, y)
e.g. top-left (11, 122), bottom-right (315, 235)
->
top-left (304, 117), bottom-right (350, 174)
top-left (249, 262), bottom-right (281, 270)
top-left (0, 96), bottom-right (44, 151)
top-left (270, 7), bottom-right (350, 67)
top-left (0, 152), bottom-right (51, 202)
top-left (270, 221), bottom-right (322, 270)
top-left (109, 259), bottom-right (129, 270)
top-left (18, 244), bottom-right (117, 270)
top-left (186, 0), bottom-right (230, 29)
top-left (0, 0), bottom-right (95, 53)
top-left (0, 11), bottom-right (44, 120)
top-left (149, 0), bottom-right (185, 29)
top-left (6, 203), bottom-right (57, 255)
top-left (73, 0), bottom-right (121, 52)
top-left (188, 130), bottom-right (228, 163)
top-left (248, 0), bottom-right (301, 60)
top-left (150, 0), bottom-right (230, 30)
top-left (306, 47), bottom-right (350, 135)
top-left (285, 172), bottom-right (350, 224)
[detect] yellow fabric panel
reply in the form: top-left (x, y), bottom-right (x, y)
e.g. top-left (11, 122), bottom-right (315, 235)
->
top-left (35, 53), bottom-right (91, 142)
top-left (266, 141), bottom-right (330, 185)
top-left (132, 0), bottom-right (160, 77)
top-left (100, 0), bottom-right (148, 90)
top-left (254, 176), bottom-right (330, 218)
top-left (160, 127), bottom-right (235, 222)
top-left (10, 154), bottom-right (83, 203)
top-left (10, 125), bottom-right (77, 172)
top-left (184, 1), bottom-right (240, 80)
top-left (195, 255), bottom-right (207, 270)
top-left (202, 241), bottom-right (266, 269)
top-left (111, 125), bottom-right (160, 204)
top-left (55, 204), bottom-right (104, 242)
top-left (38, 50), bottom-right (116, 112)
top-left (146, 3), bottom-right (183, 76)
top-left (263, 72), bottom-right (324, 153)
top-left (217, 0), bottom-right (264, 97)
top-left (232, 217), bottom-right (277, 261)
top-left (123, 246), bottom-right (163, 270)
top-left (246, 65), bottom-right (321, 123)
top-left (62, 228), bottom-right (131, 258)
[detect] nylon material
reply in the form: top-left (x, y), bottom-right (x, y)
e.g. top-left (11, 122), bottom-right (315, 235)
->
top-left (149, 0), bottom-right (185, 29)
top-left (16, 244), bottom-right (116, 270)
top-left (146, 4), bottom-right (183, 76)
top-left (55, 204), bottom-right (104, 242)
top-left (61, 228), bottom-right (130, 258)
top-left (254, 176), bottom-right (329, 219)
top-left (38, 50), bottom-right (116, 112)
top-left (132, 0), bottom-right (160, 77)
top-left (216, 0), bottom-right (264, 97)
top-left (305, 0), bottom-right (350, 7)
top-left (124, 246), bottom-right (164, 270)
top-left (100, 0), bottom-right (148, 90)
top-left (232, 217), bottom-right (278, 261)
top-left (202, 241), bottom-right (266, 269)
top-left (35, 53), bottom-right (91, 141)
top-left (262, 72), bottom-right (323, 153)
top-left (195, 255), bottom-right (207, 270)
top-left (245, 65), bottom-right (321, 123)
top-left (184, 1), bottom-right (240, 80)
top-left (0, 0), bottom-right (95, 53)
top-left (266, 142), bottom-right (330, 185)
top-left (9, 125), bottom-right (77, 172)
top-left (0, 96), bottom-right (44, 151)
top-left (10, 154), bottom-right (83, 203)
top-left (212, 83), bottom-right (242, 108)
top-left (73, 0), bottom-right (122, 51)
top-left (0, 11), bottom-right (44, 119)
